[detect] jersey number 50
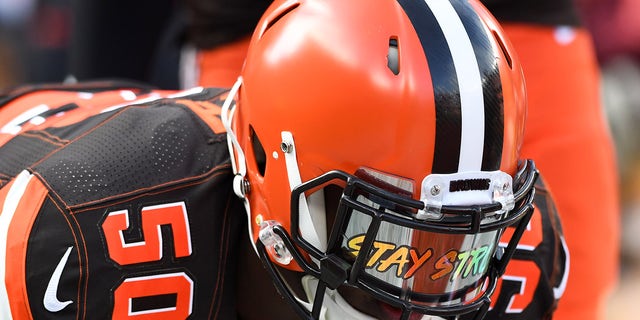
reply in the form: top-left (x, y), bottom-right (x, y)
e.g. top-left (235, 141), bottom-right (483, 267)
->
top-left (101, 202), bottom-right (194, 319)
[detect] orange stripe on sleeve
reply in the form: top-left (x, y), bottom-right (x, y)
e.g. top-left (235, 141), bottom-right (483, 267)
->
top-left (3, 173), bottom-right (49, 319)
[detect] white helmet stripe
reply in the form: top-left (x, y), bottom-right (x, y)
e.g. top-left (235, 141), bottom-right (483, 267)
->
top-left (398, 0), bottom-right (505, 174)
top-left (423, 0), bottom-right (485, 172)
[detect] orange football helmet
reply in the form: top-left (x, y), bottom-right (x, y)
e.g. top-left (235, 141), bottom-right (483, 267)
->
top-left (223, 0), bottom-right (537, 319)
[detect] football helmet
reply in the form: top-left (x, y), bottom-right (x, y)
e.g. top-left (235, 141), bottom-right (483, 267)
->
top-left (222, 0), bottom-right (537, 319)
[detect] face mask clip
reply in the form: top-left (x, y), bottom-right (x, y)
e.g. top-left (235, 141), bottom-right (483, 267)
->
top-left (416, 170), bottom-right (515, 221)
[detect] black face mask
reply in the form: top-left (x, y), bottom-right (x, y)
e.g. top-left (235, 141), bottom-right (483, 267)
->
top-left (257, 160), bottom-right (538, 320)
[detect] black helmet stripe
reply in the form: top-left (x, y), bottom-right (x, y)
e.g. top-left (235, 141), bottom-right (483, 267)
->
top-left (449, 0), bottom-right (504, 172)
top-left (397, 0), bottom-right (461, 174)
top-left (397, 0), bottom-right (504, 174)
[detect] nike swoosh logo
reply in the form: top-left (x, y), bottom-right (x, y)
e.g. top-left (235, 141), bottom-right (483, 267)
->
top-left (43, 246), bottom-right (73, 312)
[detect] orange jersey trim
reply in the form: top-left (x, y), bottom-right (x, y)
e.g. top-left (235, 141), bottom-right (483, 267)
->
top-left (1, 172), bottom-right (49, 319)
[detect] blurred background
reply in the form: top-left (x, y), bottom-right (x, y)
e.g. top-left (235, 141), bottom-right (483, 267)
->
top-left (577, 1), bottom-right (640, 319)
top-left (0, 0), bottom-right (638, 318)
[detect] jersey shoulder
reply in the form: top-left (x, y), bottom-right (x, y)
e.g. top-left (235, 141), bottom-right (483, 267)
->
top-left (0, 82), bottom-right (229, 189)
top-left (0, 82), bottom-right (244, 319)
top-left (485, 173), bottom-right (569, 319)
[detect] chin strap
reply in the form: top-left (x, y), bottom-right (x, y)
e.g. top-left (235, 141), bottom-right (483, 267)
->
top-left (221, 76), bottom-right (246, 195)
top-left (221, 76), bottom-right (258, 255)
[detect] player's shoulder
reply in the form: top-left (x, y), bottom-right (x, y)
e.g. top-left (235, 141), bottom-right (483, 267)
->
top-left (0, 81), bottom-right (233, 196)
top-left (0, 81), bottom-right (230, 135)
top-left (0, 82), bottom-right (243, 319)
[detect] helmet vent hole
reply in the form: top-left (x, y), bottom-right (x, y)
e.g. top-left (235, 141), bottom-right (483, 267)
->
top-left (262, 3), bottom-right (300, 38)
top-left (492, 30), bottom-right (512, 69)
top-left (387, 37), bottom-right (400, 75)
top-left (250, 126), bottom-right (267, 176)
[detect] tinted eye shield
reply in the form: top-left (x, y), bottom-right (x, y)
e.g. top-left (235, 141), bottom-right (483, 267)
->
top-left (257, 160), bottom-right (537, 319)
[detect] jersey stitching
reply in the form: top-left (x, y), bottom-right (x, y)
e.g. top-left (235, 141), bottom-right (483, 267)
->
top-left (176, 99), bottom-right (225, 134)
top-left (66, 210), bottom-right (89, 320)
top-left (45, 193), bottom-right (85, 320)
top-left (66, 164), bottom-right (232, 214)
top-left (210, 191), bottom-right (234, 319)
top-left (29, 103), bottom-right (227, 211)
top-left (31, 129), bottom-right (70, 145)
top-left (20, 131), bottom-right (68, 146)
top-left (28, 108), bottom-right (132, 170)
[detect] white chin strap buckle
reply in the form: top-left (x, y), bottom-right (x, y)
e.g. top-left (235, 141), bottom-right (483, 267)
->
top-left (233, 174), bottom-right (250, 198)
